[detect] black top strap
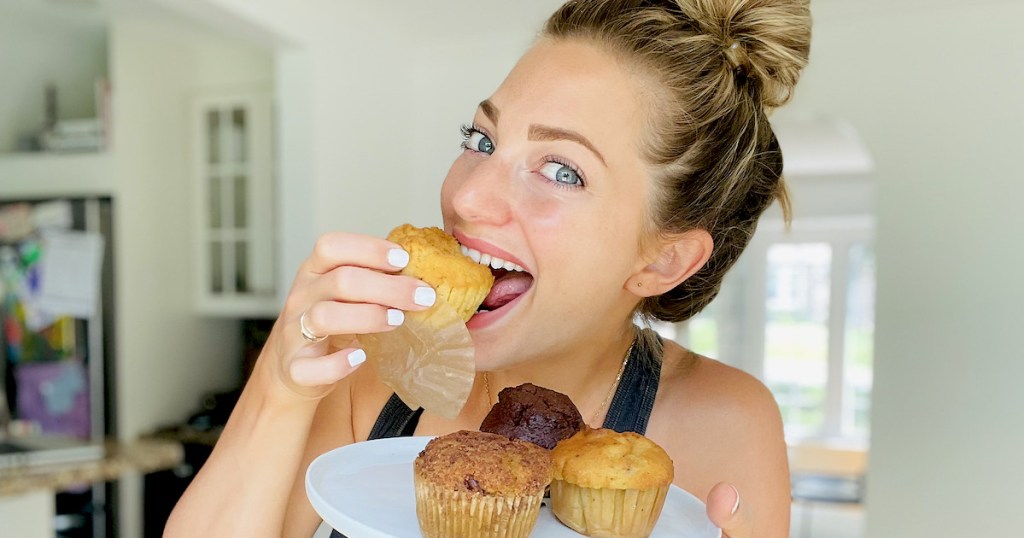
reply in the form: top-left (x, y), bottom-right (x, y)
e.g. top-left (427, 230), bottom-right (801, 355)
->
top-left (367, 393), bottom-right (423, 440)
top-left (601, 331), bottom-right (663, 435)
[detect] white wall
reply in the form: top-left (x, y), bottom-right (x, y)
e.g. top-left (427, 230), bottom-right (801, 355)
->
top-left (109, 9), bottom-right (272, 537)
top-left (0, 2), bottom-right (107, 152)
top-left (788, 3), bottom-right (1024, 536)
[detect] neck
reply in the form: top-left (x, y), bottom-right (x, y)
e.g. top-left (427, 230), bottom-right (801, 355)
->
top-left (486, 321), bottom-right (638, 426)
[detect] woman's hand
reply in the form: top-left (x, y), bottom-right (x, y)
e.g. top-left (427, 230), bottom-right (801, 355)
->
top-left (262, 232), bottom-right (437, 399)
top-left (707, 482), bottom-right (754, 538)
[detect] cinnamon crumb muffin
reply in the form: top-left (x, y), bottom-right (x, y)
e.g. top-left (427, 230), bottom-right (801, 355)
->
top-left (550, 428), bottom-right (674, 537)
top-left (414, 430), bottom-right (553, 538)
top-left (387, 224), bottom-right (494, 322)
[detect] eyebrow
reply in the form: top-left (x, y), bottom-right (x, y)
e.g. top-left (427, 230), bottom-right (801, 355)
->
top-left (477, 99), bottom-right (607, 167)
top-left (479, 99), bottom-right (500, 125)
top-left (528, 125), bottom-right (607, 167)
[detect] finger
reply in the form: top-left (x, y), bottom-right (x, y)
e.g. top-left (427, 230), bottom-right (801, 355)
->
top-left (289, 347), bottom-right (367, 387)
top-left (303, 232), bottom-right (410, 275)
top-left (707, 482), bottom-right (753, 538)
top-left (304, 301), bottom-right (405, 337)
top-left (314, 266), bottom-right (437, 311)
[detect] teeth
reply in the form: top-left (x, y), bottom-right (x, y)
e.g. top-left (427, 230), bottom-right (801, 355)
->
top-left (459, 245), bottom-right (526, 272)
top-left (460, 245), bottom-right (481, 263)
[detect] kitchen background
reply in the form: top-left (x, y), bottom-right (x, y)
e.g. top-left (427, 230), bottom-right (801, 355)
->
top-left (0, 0), bottom-right (1020, 537)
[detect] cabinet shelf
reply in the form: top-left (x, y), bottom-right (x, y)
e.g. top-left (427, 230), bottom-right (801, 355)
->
top-left (0, 152), bottom-right (114, 198)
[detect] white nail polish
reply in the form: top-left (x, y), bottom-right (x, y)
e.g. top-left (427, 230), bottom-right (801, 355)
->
top-left (348, 349), bottom-right (367, 368)
top-left (387, 309), bottom-right (405, 326)
top-left (414, 287), bottom-right (436, 307)
top-left (729, 484), bottom-right (741, 515)
top-left (388, 248), bottom-right (410, 269)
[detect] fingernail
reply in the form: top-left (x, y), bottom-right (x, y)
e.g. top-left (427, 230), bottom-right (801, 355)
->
top-left (414, 287), bottom-right (436, 307)
top-left (729, 484), bottom-right (741, 515)
top-left (347, 349), bottom-right (367, 368)
top-left (388, 248), bottom-right (410, 269)
top-left (387, 309), bottom-right (405, 326)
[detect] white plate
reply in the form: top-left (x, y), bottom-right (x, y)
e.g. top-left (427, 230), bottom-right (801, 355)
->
top-left (306, 436), bottom-right (721, 538)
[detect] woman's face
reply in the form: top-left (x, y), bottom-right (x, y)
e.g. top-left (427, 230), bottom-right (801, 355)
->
top-left (441, 39), bottom-right (655, 369)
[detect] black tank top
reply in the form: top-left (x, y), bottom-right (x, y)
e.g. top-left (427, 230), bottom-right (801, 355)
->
top-left (329, 331), bottom-right (663, 538)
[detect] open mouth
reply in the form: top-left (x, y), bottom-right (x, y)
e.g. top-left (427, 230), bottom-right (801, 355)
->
top-left (460, 245), bottom-right (534, 314)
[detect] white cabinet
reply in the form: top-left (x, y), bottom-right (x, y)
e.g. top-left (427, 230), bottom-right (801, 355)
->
top-left (192, 90), bottom-right (277, 316)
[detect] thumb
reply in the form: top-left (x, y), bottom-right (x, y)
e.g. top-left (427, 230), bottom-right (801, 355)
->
top-left (706, 482), bottom-right (753, 538)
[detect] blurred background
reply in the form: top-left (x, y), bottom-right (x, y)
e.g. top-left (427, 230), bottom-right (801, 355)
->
top-left (0, 0), bottom-right (1020, 537)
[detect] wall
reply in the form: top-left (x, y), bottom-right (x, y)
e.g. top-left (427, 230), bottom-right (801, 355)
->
top-left (0, 2), bottom-right (107, 152)
top-left (788, 3), bottom-right (1024, 536)
top-left (108, 9), bottom-right (272, 536)
top-left (285, 2), bottom-right (561, 295)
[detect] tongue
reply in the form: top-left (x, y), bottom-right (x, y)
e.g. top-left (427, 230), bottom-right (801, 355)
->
top-left (482, 272), bottom-right (533, 310)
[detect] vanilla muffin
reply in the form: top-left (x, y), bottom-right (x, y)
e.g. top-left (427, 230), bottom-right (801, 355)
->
top-left (387, 224), bottom-right (494, 321)
top-left (414, 430), bottom-right (553, 538)
top-left (550, 428), bottom-right (674, 538)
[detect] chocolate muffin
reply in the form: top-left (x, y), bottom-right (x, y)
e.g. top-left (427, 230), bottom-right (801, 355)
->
top-left (480, 383), bottom-right (586, 449)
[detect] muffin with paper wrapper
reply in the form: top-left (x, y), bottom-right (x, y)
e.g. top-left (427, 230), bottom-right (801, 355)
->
top-left (329, 224), bottom-right (494, 419)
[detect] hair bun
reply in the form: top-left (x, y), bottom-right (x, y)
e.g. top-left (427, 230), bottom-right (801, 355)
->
top-left (679, 0), bottom-right (811, 108)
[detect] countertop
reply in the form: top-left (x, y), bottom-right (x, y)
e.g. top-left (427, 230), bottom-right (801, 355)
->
top-left (0, 437), bottom-right (183, 497)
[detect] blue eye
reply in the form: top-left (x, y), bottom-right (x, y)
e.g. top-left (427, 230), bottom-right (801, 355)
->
top-left (463, 130), bottom-right (494, 155)
top-left (539, 161), bottom-right (583, 187)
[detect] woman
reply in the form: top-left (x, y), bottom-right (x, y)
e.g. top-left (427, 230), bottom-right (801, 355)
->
top-left (167, 0), bottom-right (811, 536)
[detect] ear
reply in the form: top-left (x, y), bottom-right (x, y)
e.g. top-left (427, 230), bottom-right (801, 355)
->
top-left (626, 229), bottom-right (713, 298)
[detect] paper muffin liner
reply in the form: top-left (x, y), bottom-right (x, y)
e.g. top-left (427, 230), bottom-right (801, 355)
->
top-left (414, 472), bottom-right (545, 538)
top-left (549, 480), bottom-right (670, 538)
top-left (350, 299), bottom-right (476, 419)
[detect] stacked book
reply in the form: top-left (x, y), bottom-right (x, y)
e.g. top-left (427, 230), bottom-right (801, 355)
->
top-left (40, 118), bottom-right (105, 152)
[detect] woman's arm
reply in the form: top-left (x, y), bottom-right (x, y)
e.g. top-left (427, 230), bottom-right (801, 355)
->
top-left (164, 356), bottom-right (339, 537)
top-left (164, 233), bottom-right (433, 537)
top-left (702, 376), bottom-right (791, 538)
top-left (650, 351), bottom-right (791, 538)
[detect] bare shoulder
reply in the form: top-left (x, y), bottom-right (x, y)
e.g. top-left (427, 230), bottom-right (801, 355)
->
top-left (646, 339), bottom-right (790, 529)
top-left (655, 340), bottom-right (783, 431)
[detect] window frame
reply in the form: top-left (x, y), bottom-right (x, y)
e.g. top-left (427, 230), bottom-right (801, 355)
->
top-left (741, 216), bottom-right (875, 441)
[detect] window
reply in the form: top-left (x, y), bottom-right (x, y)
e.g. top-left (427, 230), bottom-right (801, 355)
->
top-left (665, 217), bottom-right (875, 441)
top-left (764, 242), bottom-right (832, 437)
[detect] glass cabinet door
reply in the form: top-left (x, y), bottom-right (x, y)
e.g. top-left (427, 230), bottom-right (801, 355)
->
top-left (194, 91), bottom-right (276, 316)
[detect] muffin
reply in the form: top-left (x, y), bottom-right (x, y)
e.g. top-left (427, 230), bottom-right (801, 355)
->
top-left (387, 224), bottom-right (494, 321)
top-left (549, 428), bottom-right (674, 538)
top-left (480, 383), bottom-right (586, 449)
top-left (414, 430), bottom-right (553, 538)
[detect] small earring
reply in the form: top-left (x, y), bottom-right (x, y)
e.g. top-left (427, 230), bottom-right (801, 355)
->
top-left (636, 281), bottom-right (643, 288)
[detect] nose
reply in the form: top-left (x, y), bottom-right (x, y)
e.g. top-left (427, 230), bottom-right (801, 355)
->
top-left (449, 157), bottom-right (514, 227)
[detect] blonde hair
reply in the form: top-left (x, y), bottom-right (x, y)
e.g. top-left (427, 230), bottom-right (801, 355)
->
top-left (544, 0), bottom-right (811, 322)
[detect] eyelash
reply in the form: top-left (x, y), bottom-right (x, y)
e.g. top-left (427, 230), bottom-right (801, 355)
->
top-left (458, 123), bottom-right (587, 190)
top-left (460, 124), bottom-right (484, 151)
top-left (542, 155), bottom-right (587, 190)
